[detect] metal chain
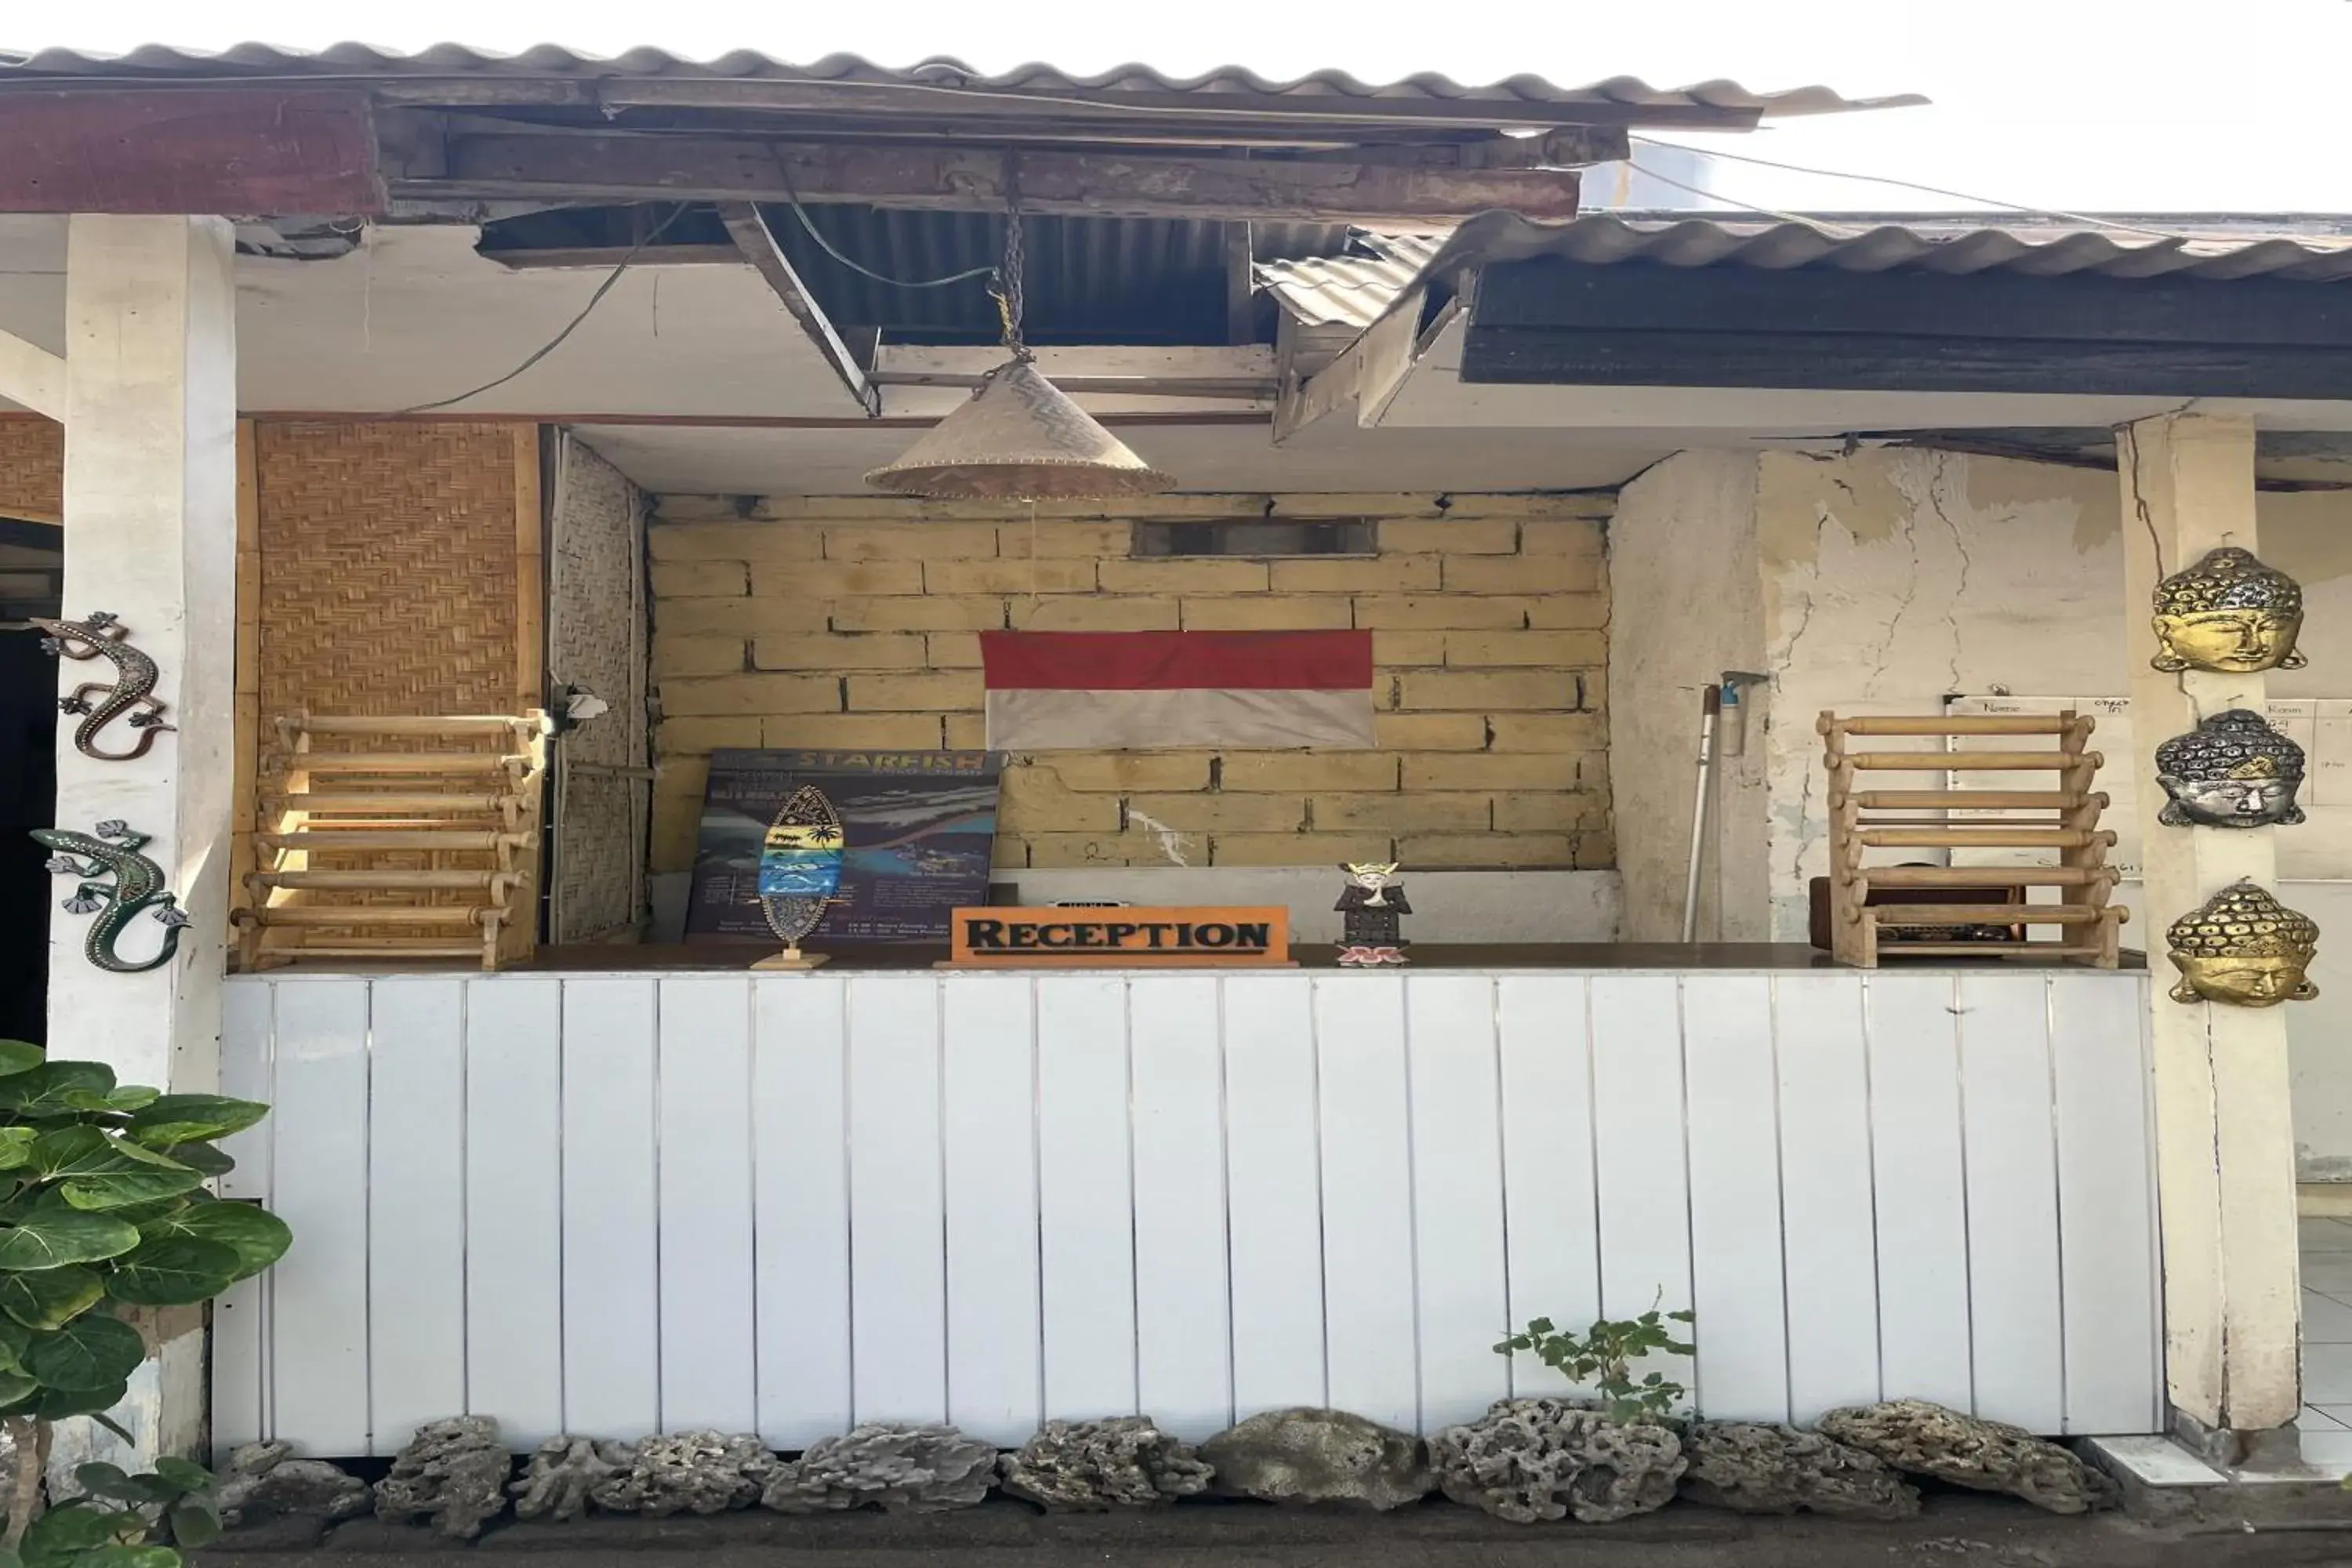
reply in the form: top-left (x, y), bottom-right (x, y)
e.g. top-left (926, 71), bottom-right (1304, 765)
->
top-left (991, 153), bottom-right (1032, 362)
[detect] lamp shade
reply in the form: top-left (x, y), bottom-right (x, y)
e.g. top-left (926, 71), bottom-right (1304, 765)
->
top-left (866, 358), bottom-right (1175, 500)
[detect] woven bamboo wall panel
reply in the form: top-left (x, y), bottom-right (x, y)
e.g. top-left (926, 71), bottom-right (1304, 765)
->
top-left (254, 422), bottom-right (523, 722)
top-left (547, 435), bottom-right (647, 941)
top-left (549, 438), bottom-right (643, 773)
top-left (0, 419), bottom-right (62, 524)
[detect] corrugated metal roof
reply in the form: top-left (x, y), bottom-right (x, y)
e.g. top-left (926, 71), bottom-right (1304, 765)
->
top-left (1257, 232), bottom-right (1447, 328)
top-left (0, 44), bottom-right (1918, 121)
top-left (1417, 209), bottom-right (2352, 287)
top-left (1281, 212), bottom-right (2352, 332)
top-left (767, 207), bottom-right (1342, 341)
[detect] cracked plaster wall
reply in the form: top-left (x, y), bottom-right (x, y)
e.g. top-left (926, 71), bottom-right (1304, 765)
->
top-left (1751, 445), bottom-right (2352, 1178)
top-left (1756, 448), bottom-right (2125, 938)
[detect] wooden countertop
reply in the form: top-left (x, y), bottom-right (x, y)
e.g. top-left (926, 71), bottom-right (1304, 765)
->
top-left (516, 941), bottom-right (2147, 974)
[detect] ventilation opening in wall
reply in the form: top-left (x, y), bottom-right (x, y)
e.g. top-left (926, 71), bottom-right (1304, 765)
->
top-left (1132, 520), bottom-right (1374, 557)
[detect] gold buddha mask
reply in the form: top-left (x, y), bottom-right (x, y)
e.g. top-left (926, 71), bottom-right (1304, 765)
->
top-left (2151, 547), bottom-right (2307, 673)
top-left (2166, 880), bottom-right (2319, 1007)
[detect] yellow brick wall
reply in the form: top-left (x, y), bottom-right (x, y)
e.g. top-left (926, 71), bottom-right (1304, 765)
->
top-left (647, 493), bottom-right (1612, 875)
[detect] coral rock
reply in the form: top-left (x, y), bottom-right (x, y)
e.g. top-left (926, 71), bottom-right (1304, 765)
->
top-left (587, 1431), bottom-right (771, 1516)
top-left (215, 1441), bottom-right (372, 1527)
top-left (509, 1436), bottom-right (633, 1523)
top-left (762, 1423), bottom-right (997, 1514)
top-left (1677, 1421), bottom-right (1919, 1521)
top-left (1428, 1399), bottom-right (1684, 1524)
top-left (1200, 1408), bottom-right (1431, 1511)
top-left (998, 1417), bottom-right (1212, 1511)
top-left (1817, 1400), bottom-right (2115, 1515)
top-left (375, 1417), bottom-right (514, 1541)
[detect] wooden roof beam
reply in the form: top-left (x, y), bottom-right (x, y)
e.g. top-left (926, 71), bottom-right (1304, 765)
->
top-left (717, 202), bottom-right (880, 417)
top-left (401, 132), bottom-right (1585, 223)
top-left (0, 89), bottom-right (383, 214)
top-left (362, 74), bottom-right (1764, 133)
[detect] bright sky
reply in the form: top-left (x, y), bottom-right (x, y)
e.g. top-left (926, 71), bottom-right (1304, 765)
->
top-left (16, 0), bottom-right (2352, 216)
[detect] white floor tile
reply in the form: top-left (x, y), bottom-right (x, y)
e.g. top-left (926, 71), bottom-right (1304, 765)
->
top-left (2303, 1220), bottom-right (2352, 1252)
top-left (2303, 1406), bottom-right (2348, 1429)
top-left (2306, 1291), bottom-right (2352, 1344)
top-left (2312, 1405), bottom-right (2352, 1428)
top-left (2290, 1428), bottom-right (2352, 1475)
top-left (2306, 1343), bottom-right (2352, 1403)
top-left (2301, 1257), bottom-right (2352, 1295)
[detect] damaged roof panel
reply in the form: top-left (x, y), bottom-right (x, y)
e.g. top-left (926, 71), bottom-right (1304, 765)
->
top-left (1257, 232), bottom-right (1448, 328)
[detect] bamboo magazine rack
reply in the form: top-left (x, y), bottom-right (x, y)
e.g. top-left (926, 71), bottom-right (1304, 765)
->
top-left (1818, 710), bottom-right (2126, 968)
top-left (234, 711), bottom-right (548, 971)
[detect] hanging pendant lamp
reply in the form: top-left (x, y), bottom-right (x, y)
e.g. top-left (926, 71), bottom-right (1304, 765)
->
top-left (865, 358), bottom-right (1175, 499)
top-left (866, 162), bottom-right (1174, 501)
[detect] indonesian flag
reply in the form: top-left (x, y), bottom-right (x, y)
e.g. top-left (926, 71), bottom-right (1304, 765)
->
top-left (979, 630), bottom-right (1375, 750)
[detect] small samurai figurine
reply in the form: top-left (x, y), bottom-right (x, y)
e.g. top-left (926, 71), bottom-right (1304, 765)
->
top-left (2154, 709), bottom-right (2307, 829)
top-left (1336, 862), bottom-right (1412, 967)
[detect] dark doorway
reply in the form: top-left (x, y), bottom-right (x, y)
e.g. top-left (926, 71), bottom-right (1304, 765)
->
top-left (0, 520), bottom-right (63, 1046)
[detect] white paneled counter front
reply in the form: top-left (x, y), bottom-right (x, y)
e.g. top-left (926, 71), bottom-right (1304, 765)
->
top-left (216, 964), bottom-right (2160, 1457)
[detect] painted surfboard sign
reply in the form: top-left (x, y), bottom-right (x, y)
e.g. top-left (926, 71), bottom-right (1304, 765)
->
top-left (760, 784), bottom-right (844, 947)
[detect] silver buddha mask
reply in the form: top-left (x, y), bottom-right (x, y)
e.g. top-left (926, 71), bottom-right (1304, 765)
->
top-left (2154, 709), bottom-right (2307, 829)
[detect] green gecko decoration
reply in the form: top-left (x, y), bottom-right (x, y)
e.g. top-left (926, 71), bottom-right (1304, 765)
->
top-left (32, 819), bottom-right (191, 975)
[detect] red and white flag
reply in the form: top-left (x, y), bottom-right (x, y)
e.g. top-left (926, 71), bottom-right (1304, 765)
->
top-left (978, 630), bottom-right (1375, 750)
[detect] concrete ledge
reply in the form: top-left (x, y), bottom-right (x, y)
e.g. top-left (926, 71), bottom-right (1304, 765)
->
top-left (2085, 1434), bottom-right (2352, 1526)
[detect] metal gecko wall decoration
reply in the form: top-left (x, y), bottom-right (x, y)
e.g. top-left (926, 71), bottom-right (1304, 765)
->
top-left (32, 819), bottom-right (191, 975)
top-left (31, 611), bottom-right (175, 761)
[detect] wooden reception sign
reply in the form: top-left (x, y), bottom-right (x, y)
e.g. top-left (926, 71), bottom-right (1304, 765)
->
top-left (948, 906), bottom-right (1291, 967)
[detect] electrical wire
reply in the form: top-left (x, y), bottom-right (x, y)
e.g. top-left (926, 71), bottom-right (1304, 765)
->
top-left (1628, 136), bottom-right (2216, 242)
top-left (768, 149), bottom-right (1002, 291)
top-left (774, 187), bottom-right (1002, 291)
top-left (1621, 160), bottom-right (1869, 235)
top-left (395, 202), bottom-right (691, 415)
top-left (396, 157), bottom-right (1009, 419)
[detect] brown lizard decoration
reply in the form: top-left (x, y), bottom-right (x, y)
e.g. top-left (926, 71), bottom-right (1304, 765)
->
top-left (32, 611), bottom-right (175, 762)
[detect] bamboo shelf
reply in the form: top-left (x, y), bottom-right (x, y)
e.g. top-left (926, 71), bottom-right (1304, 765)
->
top-left (233, 711), bottom-right (549, 972)
top-left (1818, 710), bottom-right (2127, 969)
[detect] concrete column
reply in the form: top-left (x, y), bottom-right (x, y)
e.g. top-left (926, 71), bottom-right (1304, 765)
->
top-left (2118, 412), bottom-right (2302, 1459)
top-left (50, 215), bottom-right (238, 1465)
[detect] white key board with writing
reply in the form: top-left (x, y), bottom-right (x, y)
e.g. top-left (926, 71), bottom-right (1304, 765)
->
top-left (1944, 695), bottom-right (2352, 880)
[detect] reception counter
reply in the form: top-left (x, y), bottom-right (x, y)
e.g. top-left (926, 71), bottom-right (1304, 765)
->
top-left (216, 956), bottom-right (2161, 1458)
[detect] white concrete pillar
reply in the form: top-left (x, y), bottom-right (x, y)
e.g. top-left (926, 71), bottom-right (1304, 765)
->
top-left (2119, 412), bottom-right (2302, 1457)
top-left (49, 215), bottom-right (238, 1465)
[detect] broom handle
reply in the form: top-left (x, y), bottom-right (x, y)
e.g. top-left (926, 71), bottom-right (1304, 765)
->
top-left (1681, 684), bottom-right (1722, 945)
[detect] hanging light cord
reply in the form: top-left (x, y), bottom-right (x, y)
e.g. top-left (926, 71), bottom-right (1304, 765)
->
top-left (988, 156), bottom-right (1033, 362)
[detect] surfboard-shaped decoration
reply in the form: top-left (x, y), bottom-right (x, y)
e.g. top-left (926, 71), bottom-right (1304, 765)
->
top-left (753, 784), bottom-right (844, 970)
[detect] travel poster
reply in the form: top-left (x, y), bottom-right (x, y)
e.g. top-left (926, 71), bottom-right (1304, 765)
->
top-left (685, 749), bottom-right (1003, 944)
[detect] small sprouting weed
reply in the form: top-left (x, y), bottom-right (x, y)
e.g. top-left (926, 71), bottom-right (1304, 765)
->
top-left (1493, 1292), bottom-right (1697, 1425)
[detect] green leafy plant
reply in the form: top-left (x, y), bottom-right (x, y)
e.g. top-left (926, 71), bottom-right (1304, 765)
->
top-left (0, 1040), bottom-right (285, 1567)
top-left (1493, 1298), bottom-right (1697, 1425)
top-left (16, 1457), bottom-right (220, 1568)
